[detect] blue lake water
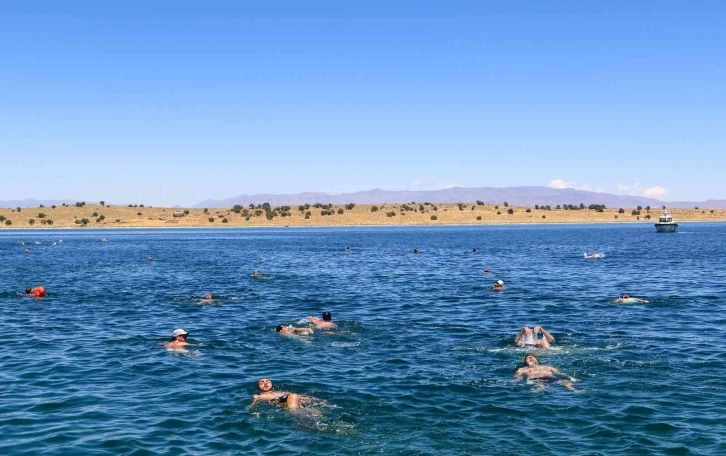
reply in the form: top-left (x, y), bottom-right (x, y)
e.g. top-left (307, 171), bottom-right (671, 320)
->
top-left (1, 224), bottom-right (725, 455)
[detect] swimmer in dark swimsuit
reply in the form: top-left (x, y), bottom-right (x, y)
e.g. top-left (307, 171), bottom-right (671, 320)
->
top-left (514, 355), bottom-right (576, 391)
top-left (249, 378), bottom-right (305, 409)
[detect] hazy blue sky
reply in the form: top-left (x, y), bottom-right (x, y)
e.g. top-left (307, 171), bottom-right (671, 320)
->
top-left (1, 1), bottom-right (724, 206)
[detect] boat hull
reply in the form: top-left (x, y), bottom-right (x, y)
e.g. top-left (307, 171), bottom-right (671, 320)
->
top-left (655, 223), bottom-right (678, 233)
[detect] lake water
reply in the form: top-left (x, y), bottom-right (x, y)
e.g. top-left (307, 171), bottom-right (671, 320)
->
top-left (1, 224), bottom-right (725, 455)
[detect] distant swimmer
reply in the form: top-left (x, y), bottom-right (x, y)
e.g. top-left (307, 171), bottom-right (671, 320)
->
top-left (251, 270), bottom-right (262, 278)
top-left (146, 256), bottom-right (153, 262)
top-left (199, 293), bottom-right (215, 305)
top-left (18, 241), bottom-right (25, 245)
top-left (583, 252), bottom-right (605, 259)
top-left (483, 268), bottom-right (490, 274)
top-left (249, 378), bottom-right (313, 410)
top-left (24, 249), bottom-right (30, 254)
top-left (276, 324), bottom-right (314, 336)
top-left (165, 328), bottom-right (190, 349)
top-left (614, 294), bottom-right (649, 304)
top-left (344, 246), bottom-right (351, 252)
top-left (473, 248), bottom-right (478, 254)
top-left (515, 326), bottom-right (555, 349)
top-left (514, 355), bottom-right (576, 391)
top-left (33, 241), bottom-right (41, 245)
top-left (308, 312), bottom-right (336, 329)
top-left (493, 280), bottom-right (505, 291)
top-left (25, 286), bottom-right (47, 298)
top-left (102, 238), bottom-right (108, 243)
top-left (413, 249), bottom-right (420, 254)
top-left (51, 242), bottom-right (57, 246)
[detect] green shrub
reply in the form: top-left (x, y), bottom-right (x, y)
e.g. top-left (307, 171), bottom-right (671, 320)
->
top-left (28, 219), bottom-right (35, 225)
top-left (304, 213), bottom-right (310, 219)
top-left (38, 213), bottom-right (47, 218)
top-left (203, 208), bottom-right (209, 213)
top-left (51, 205), bottom-right (56, 209)
top-left (184, 209), bottom-right (189, 215)
top-left (92, 211), bottom-right (98, 217)
top-left (386, 211), bottom-right (396, 217)
top-left (542, 215), bottom-right (546, 219)
top-left (5, 220), bottom-right (11, 226)
top-left (431, 215), bottom-right (438, 220)
top-left (222, 218), bottom-right (228, 223)
top-left (100, 201), bottom-right (105, 206)
top-left (16, 207), bottom-right (21, 212)
top-left (208, 217), bottom-right (215, 222)
top-left (137, 212), bottom-right (142, 216)
top-left (46, 219), bottom-right (54, 225)
top-left (371, 205), bottom-right (379, 212)
top-left (476, 216), bottom-right (482, 220)
top-left (337, 208), bottom-right (344, 214)
top-left (525, 208), bottom-right (531, 213)
top-left (0, 215), bottom-right (5, 222)
top-left (618, 208), bottom-right (625, 214)
top-left (503, 202), bottom-right (509, 207)
top-left (345, 203), bottom-right (355, 210)
top-left (497, 211), bottom-right (501, 215)
top-left (116, 219), bottom-right (121, 223)
top-left (507, 208), bottom-right (514, 214)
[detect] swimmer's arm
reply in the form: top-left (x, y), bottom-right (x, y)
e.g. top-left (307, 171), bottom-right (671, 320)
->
top-left (248, 395), bottom-right (261, 408)
top-left (514, 368), bottom-right (525, 380)
top-left (539, 327), bottom-right (555, 342)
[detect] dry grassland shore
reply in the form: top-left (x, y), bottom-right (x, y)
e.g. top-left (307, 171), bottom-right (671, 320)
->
top-left (1, 202), bottom-right (725, 229)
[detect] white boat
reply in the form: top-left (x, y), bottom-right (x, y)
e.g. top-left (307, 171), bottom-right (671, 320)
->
top-left (655, 208), bottom-right (678, 233)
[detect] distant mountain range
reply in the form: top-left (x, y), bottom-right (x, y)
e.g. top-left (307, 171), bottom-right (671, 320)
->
top-left (195, 186), bottom-right (726, 209)
top-left (0, 198), bottom-right (75, 209)
top-left (4, 187), bottom-right (725, 209)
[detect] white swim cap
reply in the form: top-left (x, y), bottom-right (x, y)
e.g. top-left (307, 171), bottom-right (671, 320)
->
top-left (497, 280), bottom-right (504, 285)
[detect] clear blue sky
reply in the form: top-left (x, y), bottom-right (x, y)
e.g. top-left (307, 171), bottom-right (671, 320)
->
top-left (1, 1), bottom-right (724, 206)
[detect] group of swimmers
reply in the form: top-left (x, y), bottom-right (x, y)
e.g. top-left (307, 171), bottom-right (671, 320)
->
top-left (163, 311), bottom-right (337, 409)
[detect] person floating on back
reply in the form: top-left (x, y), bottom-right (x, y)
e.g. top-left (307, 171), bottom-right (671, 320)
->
top-left (308, 312), bottom-right (336, 329)
top-left (614, 294), bottom-right (649, 304)
top-left (251, 270), bottom-right (262, 278)
top-left (249, 377), bottom-right (315, 410)
top-left (514, 355), bottom-right (576, 391)
top-left (276, 324), bottom-right (314, 336)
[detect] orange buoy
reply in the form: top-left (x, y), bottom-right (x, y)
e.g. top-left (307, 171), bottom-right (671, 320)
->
top-left (33, 286), bottom-right (46, 298)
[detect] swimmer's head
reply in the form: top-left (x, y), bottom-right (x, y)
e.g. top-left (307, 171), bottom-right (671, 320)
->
top-left (204, 293), bottom-right (212, 300)
top-left (621, 294), bottom-right (629, 299)
top-left (524, 354), bottom-right (539, 367)
top-left (497, 280), bottom-right (504, 286)
top-left (257, 377), bottom-right (274, 392)
top-left (25, 287), bottom-right (32, 294)
top-left (171, 328), bottom-right (189, 340)
top-left (322, 312), bottom-right (332, 322)
top-left (276, 325), bottom-right (285, 333)
top-left (484, 269), bottom-right (490, 273)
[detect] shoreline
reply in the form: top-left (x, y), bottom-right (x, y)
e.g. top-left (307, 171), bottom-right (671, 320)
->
top-left (2, 203), bottom-right (725, 230)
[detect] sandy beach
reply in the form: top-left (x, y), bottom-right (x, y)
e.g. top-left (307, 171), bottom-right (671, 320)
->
top-left (1, 202), bottom-right (724, 229)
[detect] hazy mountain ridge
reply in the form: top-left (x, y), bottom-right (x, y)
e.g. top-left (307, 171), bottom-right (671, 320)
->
top-left (0, 199), bottom-right (75, 208)
top-left (194, 186), bottom-right (726, 209)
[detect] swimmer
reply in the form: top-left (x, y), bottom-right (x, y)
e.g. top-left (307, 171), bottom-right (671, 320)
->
top-left (515, 326), bottom-right (555, 349)
top-left (249, 378), bottom-right (312, 410)
top-left (276, 325), bottom-right (314, 336)
top-left (146, 256), bottom-right (153, 262)
top-left (413, 248), bottom-right (420, 254)
top-left (33, 241), bottom-right (41, 245)
top-left (25, 286), bottom-right (47, 298)
top-left (514, 355), bottom-right (576, 391)
top-left (51, 242), bottom-right (57, 246)
top-left (199, 293), bottom-right (215, 304)
top-left (308, 311), bottom-right (336, 329)
top-left (483, 268), bottom-right (490, 274)
top-left (18, 241), bottom-right (25, 245)
top-left (102, 238), bottom-right (108, 242)
top-left (251, 270), bottom-right (262, 278)
top-left (165, 329), bottom-right (190, 349)
top-left (583, 252), bottom-right (605, 259)
top-left (24, 249), bottom-right (30, 254)
top-left (614, 293), bottom-right (649, 304)
top-left (493, 280), bottom-right (505, 291)
top-left (344, 246), bottom-right (351, 252)
top-left (473, 248), bottom-right (478, 254)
